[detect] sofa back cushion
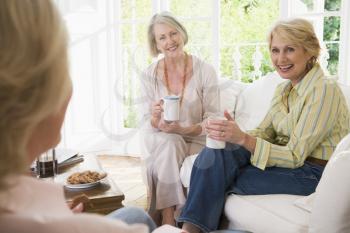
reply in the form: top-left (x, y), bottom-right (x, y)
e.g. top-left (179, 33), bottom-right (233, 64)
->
top-left (234, 72), bottom-right (284, 131)
top-left (218, 78), bottom-right (246, 117)
top-left (309, 133), bottom-right (350, 233)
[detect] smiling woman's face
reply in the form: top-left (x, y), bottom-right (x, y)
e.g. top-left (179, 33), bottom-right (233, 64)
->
top-left (270, 34), bottom-right (313, 86)
top-left (154, 23), bottom-right (184, 58)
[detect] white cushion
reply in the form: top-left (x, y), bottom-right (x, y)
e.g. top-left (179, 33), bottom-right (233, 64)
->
top-left (308, 134), bottom-right (350, 233)
top-left (293, 193), bottom-right (315, 213)
top-left (180, 154), bottom-right (198, 188)
top-left (225, 194), bottom-right (309, 233)
top-left (235, 72), bottom-right (284, 131)
top-left (218, 78), bottom-right (246, 117)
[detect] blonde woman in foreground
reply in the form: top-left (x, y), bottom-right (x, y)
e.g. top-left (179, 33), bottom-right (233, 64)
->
top-left (0, 1), bottom-right (156, 232)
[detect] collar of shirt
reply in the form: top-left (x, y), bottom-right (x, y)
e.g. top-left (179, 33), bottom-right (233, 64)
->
top-left (293, 63), bottom-right (324, 97)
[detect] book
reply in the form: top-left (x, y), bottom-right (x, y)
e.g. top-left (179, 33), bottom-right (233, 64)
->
top-left (55, 148), bottom-right (79, 164)
top-left (58, 154), bottom-right (84, 168)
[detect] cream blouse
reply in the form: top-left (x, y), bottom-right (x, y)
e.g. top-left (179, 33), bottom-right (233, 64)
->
top-left (139, 55), bottom-right (220, 138)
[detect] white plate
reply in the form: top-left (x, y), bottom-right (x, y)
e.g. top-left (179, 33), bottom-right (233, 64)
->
top-left (65, 180), bottom-right (101, 190)
top-left (57, 170), bottom-right (107, 190)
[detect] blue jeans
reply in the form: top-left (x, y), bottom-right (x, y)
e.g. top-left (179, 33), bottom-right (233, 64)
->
top-left (177, 145), bottom-right (324, 233)
top-left (108, 207), bottom-right (157, 232)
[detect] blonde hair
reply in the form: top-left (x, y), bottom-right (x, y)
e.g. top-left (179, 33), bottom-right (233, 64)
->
top-left (147, 11), bottom-right (188, 57)
top-left (267, 18), bottom-right (321, 66)
top-left (0, 0), bottom-right (71, 188)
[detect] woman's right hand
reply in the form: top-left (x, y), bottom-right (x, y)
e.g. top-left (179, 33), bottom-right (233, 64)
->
top-left (151, 100), bottom-right (163, 119)
top-left (151, 100), bottom-right (163, 128)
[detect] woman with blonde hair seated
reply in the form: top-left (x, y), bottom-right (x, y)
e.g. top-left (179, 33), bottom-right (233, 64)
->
top-left (0, 1), bottom-right (156, 232)
top-left (140, 12), bottom-right (219, 226)
top-left (178, 18), bottom-right (350, 233)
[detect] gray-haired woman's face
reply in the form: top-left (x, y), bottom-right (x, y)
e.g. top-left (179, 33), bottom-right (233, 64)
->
top-left (154, 23), bottom-right (184, 58)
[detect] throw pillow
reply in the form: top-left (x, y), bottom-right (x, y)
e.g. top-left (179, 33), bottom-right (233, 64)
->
top-left (218, 78), bottom-right (246, 118)
top-left (235, 72), bottom-right (284, 131)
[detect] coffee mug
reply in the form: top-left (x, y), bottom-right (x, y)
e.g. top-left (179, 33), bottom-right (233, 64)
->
top-left (206, 116), bottom-right (226, 149)
top-left (161, 96), bottom-right (180, 122)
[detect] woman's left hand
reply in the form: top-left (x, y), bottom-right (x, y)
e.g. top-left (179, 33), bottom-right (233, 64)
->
top-left (68, 202), bottom-right (84, 214)
top-left (206, 110), bottom-right (246, 145)
top-left (158, 119), bottom-right (184, 134)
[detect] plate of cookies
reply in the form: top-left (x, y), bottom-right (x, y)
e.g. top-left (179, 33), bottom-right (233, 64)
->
top-left (64, 170), bottom-right (107, 189)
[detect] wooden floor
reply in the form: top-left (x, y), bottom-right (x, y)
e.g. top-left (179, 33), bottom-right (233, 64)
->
top-left (97, 155), bottom-right (148, 210)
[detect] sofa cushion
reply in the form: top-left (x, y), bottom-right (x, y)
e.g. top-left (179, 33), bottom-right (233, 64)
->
top-left (234, 72), bottom-right (284, 131)
top-left (180, 154), bottom-right (197, 188)
top-left (339, 83), bottom-right (350, 109)
top-left (308, 133), bottom-right (350, 233)
top-left (218, 78), bottom-right (246, 117)
top-left (225, 194), bottom-right (309, 233)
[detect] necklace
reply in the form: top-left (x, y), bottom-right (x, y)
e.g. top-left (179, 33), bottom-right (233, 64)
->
top-left (163, 52), bottom-right (188, 106)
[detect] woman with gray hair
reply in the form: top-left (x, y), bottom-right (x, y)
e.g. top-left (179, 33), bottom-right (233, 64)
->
top-left (178, 18), bottom-right (350, 233)
top-left (0, 1), bottom-right (156, 232)
top-left (140, 12), bottom-right (219, 226)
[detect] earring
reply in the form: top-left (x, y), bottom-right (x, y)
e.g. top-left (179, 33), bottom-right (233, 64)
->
top-left (307, 56), bottom-right (316, 70)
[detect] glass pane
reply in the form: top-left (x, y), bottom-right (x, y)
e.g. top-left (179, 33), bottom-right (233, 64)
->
top-left (325, 0), bottom-right (341, 11)
top-left (299, 0), bottom-right (314, 11)
top-left (170, 0), bottom-right (211, 17)
top-left (220, 0), bottom-right (278, 81)
top-left (296, 0), bottom-right (342, 13)
top-left (220, 45), bottom-right (273, 82)
top-left (185, 21), bottom-right (212, 45)
top-left (121, 23), bottom-right (148, 45)
top-left (121, 0), bottom-right (152, 19)
top-left (325, 42), bottom-right (339, 75)
top-left (323, 16), bottom-right (340, 41)
top-left (119, 0), bottom-right (152, 128)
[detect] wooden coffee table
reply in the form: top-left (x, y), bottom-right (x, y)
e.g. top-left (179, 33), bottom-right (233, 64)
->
top-left (56, 154), bottom-right (125, 215)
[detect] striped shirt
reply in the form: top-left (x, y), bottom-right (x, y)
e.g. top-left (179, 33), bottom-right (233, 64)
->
top-left (248, 64), bottom-right (350, 170)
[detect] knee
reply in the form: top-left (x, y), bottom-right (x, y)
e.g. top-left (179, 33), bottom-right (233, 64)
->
top-left (163, 133), bottom-right (186, 147)
top-left (193, 147), bottom-right (218, 170)
top-left (110, 207), bottom-right (157, 232)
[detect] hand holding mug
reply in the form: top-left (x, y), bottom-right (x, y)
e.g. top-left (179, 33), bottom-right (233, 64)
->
top-left (151, 100), bottom-right (163, 119)
top-left (206, 110), bottom-right (245, 146)
top-left (206, 115), bottom-right (227, 149)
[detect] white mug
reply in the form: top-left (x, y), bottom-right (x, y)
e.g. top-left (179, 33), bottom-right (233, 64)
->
top-left (206, 116), bottom-right (226, 149)
top-left (161, 96), bottom-right (180, 122)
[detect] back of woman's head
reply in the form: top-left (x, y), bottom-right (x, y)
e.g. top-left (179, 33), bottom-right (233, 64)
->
top-left (0, 0), bottom-right (71, 186)
top-left (268, 18), bottom-right (321, 61)
top-left (147, 11), bottom-right (188, 57)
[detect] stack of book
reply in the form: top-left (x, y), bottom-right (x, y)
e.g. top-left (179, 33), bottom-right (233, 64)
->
top-left (56, 148), bottom-right (84, 169)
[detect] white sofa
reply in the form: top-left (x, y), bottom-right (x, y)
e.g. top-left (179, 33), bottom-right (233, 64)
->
top-left (180, 72), bottom-right (350, 233)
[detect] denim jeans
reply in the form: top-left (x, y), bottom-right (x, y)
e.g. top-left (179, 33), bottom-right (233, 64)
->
top-left (177, 145), bottom-right (324, 233)
top-left (107, 206), bottom-right (157, 232)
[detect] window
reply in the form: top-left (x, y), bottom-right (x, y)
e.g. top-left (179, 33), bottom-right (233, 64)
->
top-left (55, 0), bottom-right (349, 153)
top-left (280, 0), bottom-right (350, 84)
